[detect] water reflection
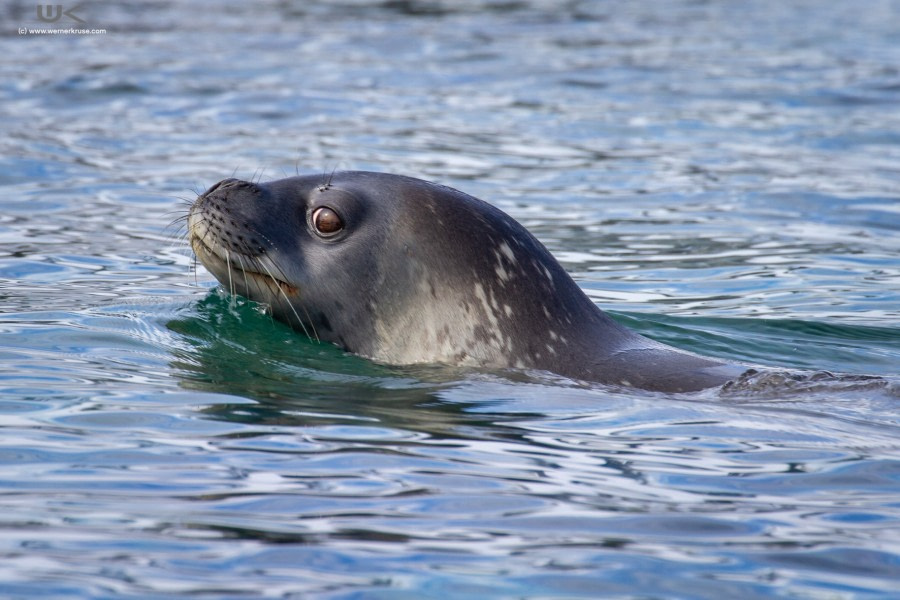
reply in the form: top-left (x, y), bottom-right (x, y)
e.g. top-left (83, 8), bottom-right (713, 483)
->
top-left (167, 292), bottom-right (520, 439)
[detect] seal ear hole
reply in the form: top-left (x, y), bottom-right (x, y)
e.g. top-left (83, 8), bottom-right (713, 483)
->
top-left (311, 206), bottom-right (344, 238)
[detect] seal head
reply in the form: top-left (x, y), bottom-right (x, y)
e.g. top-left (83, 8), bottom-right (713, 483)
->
top-left (188, 171), bottom-right (744, 392)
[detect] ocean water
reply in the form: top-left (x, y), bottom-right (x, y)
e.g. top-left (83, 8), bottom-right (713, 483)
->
top-left (1, 0), bottom-right (899, 597)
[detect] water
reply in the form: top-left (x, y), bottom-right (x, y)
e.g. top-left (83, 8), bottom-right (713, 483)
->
top-left (2, 0), bottom-right (899, 597)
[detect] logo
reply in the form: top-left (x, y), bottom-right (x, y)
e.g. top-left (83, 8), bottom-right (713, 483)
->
top-left (36, 4), bottom-right (86, 24)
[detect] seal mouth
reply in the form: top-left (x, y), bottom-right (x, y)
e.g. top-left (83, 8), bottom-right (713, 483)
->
top-left (189, 216), bottom-right (298, 298)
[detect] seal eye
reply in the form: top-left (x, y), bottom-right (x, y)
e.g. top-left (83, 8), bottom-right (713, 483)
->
top-left (312, 206), bottom-right (343, 237)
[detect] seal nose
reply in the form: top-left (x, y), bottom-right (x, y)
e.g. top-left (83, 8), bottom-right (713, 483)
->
top-left (203, 178), bottom-right (242, 196)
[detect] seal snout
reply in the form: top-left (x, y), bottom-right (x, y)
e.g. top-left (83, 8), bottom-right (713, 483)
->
top-left (199, 178), bottom-right (262, 205)
top-left (188, 176), bottom-right (303, 308)
top-left (203, 177), bottom-right (241, 195)
top-left (191, 179), bottom-right (268, 253)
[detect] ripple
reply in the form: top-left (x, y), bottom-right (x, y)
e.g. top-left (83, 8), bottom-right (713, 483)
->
top-left (1, 0), bottom-right (899, 598)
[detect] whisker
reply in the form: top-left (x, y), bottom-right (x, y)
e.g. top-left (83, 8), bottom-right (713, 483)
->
top-left (257, 260), bottom-right (317, 342)
top-left (299, 303), bottom-right (320, 344)
top-left (252, 167), bottom-right (269, 185)
top-left (224, 249), bottom-right (236, 304)
top-left (164, 213), bottom-right (190, 238)
top-left (233, 252), bottom-right (252, 300)
top-left (260, 255), bottom-right (321, 344)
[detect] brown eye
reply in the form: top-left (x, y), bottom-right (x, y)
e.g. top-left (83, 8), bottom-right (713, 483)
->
top-left (312, 207), bottom-right (343, 237)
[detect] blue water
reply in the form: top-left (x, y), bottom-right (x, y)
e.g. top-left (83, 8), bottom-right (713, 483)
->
top-left (2, 1), bottom-right (900, 597)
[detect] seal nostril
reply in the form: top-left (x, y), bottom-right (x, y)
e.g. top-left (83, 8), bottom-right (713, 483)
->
top-left (207, 178), bottom-right (240, 193)
top-left (201, 178), bottom-right (249, 200)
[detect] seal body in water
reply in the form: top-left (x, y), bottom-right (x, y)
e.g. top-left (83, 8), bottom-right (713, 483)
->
top-left (188, 171), bottom-right (746, 392)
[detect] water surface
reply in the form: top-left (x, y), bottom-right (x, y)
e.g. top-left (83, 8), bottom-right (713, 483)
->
top-left (1, 1), bottom-right (899, 597)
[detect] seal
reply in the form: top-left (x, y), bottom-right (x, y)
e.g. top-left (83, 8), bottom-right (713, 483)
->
top-left (188, 171), bottom-right (746, 392)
